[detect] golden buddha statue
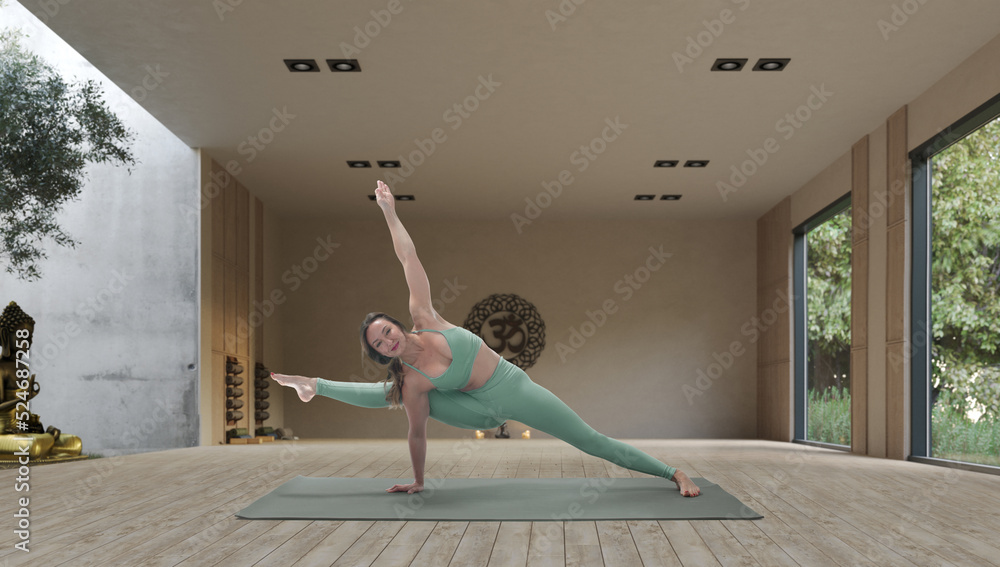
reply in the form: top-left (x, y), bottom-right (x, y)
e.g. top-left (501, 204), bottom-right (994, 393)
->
top-left (0, 301), bottom-right (84, 462)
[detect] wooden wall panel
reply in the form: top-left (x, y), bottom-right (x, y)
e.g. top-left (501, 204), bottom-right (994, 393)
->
top-left (887, 107), bottom-right (909, 228)
top-left (851, 348), bottom-right (868, 454)
top-left (255, 198), bottom-right (264, 359)
top-left (224, 263), bottom-right (237, 354)
top-left (211, 164), bottom-right (227, 258)
top-left (852, 137), bottom-right (870, 244)
top-left (208, 160), bottom-right (262, 444)
top-left (757, 197), bottom-right (792, 442)
top-left (237, 267), bottom-right (249, 357)
top-left (886, 341), bottom-right (909, 460)
top-left (212, 256), bottom-right (225, 352)
top-left (885, 105), bottom-right (910, 460)
top-left (851, 136), bottom-right (870, 456)
top-left (224, 175), bottom-right (237, 264)
top-left (851, 243), bottom-right (869, 347)
top-left (850, 136), bottom-right (871, 455)
top-left (237, 181), bottom-right (249, 271)
top-left (757, 284), bottom-right (791, 366)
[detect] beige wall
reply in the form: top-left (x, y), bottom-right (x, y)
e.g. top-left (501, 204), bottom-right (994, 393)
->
top-left (772, 32), bottom-right (1000, 457)
top-left (266, 217), bottom-right (757, 440)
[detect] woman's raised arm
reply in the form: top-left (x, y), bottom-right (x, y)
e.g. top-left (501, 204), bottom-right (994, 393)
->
top-left (374, 180), bottom-right (437, 320)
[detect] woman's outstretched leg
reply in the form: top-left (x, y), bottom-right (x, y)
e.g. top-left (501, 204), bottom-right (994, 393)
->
top-left (271, 373), bottom-right (507, 430)
top-left (478, 367), bottom-right (700, 496)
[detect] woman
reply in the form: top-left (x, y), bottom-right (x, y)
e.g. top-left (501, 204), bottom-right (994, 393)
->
top-left (271, 180), bottom-right (701, 497)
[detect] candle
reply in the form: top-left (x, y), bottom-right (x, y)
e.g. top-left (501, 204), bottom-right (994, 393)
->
top-left (522, 430), bottom-right (531, 439)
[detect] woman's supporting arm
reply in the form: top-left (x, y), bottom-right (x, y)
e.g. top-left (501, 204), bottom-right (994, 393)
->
top-left (403, 384), bottom-right (430, 486)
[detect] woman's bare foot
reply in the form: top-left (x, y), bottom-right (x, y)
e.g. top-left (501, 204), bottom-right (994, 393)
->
top-left (270, 372), bottom-right (317, 402)
top-left (672, 470), bottom-right (701, 497)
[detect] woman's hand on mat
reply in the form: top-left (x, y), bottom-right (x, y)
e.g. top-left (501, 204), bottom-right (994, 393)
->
top-left (270, 372), bottom-right (317, 403)
top-left (375, 180), bottom-right (395, 214)
top-left (385, 482), bottom-right (424, 494)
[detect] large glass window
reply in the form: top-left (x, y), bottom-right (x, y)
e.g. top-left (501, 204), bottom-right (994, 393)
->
top-left (805, 207), bottom-right (853, 446)
top-left (926, 115), bottom-right (1000, 467)
top-left (793, 196), bottom-right (852, 448)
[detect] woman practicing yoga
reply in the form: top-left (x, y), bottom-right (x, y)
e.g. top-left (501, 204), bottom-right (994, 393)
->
top-left (271, 180), bottom-right (701, 497)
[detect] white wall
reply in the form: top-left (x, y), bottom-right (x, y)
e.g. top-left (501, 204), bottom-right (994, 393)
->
top-left (0, 3), bottom-right (200, 456)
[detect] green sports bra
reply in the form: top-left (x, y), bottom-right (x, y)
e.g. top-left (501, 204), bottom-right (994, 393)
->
top-left (401, 326), bottom-right (482, 390)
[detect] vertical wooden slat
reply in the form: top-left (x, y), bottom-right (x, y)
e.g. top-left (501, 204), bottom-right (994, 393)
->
top-left (224, 174), bottom-right (237, 264)
top-left (224, 263), bottom-right (237, 354)
top-left (212, 256), bottom-right (225, 353)
top-left (237, 181), bottom-right (249, 271)
top-left (237, 265), bottom-right (249, 357)
top-left (757, 197), bottom-right (792, 442)
top-left (885, 106), bottom-right (910, 460)
top-left (255, 198), bottom-right (264, 361)
top-left (851, 136), bottom-right (869, 455)
top-left (211, 163), bottom-right (227, 258)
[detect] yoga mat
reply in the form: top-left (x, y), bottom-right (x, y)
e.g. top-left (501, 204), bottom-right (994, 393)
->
top-left (236, 476), bottom-right (762, 521)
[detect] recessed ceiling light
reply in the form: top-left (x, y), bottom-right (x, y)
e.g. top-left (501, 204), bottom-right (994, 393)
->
top-left (378, 161), bottom-right (401, 168)
top-left (284, 59), bottom-right (319, 72)
top-left (368, 195), bottom-right (414, 201)
top-left (634, 195), bottom-right (655, 201)
top-left (753, 58), bottom-right (790, 71)
top-left (327, 59), bottom-right (361, 72)
top-left (684, 160), bottom-right (709, 167)
top-left (711, 58), bottom-right (748, 71)
top-left (347, 161), bottom-right (371, 168)
top-left (654, 160), bottom-right (679, 168)
top-left (661, 195), bottom-right (682, 200)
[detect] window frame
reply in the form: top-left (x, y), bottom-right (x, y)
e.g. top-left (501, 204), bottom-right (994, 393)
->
top-left (908, 91), bottom-right (1000, 475)
top-left (792, 192), bottom-right (852, 451)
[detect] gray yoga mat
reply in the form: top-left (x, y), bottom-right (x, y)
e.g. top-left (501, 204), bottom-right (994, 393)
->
top-left (235, 476), bottom-right (762, 521)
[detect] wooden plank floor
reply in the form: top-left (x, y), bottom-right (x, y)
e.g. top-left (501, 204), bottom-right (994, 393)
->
top-left (1, 439), bottom-right (998, 566)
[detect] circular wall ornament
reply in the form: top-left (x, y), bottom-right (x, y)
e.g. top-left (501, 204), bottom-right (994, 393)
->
top-left (463, 293), bottom-right (545, 369)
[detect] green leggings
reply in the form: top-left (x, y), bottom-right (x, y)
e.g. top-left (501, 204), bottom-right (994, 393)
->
top-left (316, 357), bottom-right (677, 480)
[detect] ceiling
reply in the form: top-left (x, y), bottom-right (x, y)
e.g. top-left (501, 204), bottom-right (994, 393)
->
top-left (14, 0), bottom-right (1000, 221)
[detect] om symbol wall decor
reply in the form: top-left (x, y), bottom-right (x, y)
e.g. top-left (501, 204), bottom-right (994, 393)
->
top-left (462, 294), bottom-right (545, 369)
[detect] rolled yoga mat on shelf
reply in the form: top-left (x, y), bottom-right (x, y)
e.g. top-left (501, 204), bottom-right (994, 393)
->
top-left (235, 476), bottom-right (762, 521)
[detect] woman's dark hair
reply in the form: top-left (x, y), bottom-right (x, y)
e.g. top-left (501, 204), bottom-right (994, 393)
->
top-left (359, 311), bottom-right (410, 409)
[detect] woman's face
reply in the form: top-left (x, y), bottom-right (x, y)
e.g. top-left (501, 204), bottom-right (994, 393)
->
top-left (367, 318), bottom-right (406, 358)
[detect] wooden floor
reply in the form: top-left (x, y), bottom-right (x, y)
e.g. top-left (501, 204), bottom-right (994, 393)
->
top-left (1, 438), bottom-right (999, 567)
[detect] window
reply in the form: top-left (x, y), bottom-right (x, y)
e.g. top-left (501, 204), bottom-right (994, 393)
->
top-left (911, 93), bottom-right (1000, 472)
top-left (793, 195), bottom-right (852, 449)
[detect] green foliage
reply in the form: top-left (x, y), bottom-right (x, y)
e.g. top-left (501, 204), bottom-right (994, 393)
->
top-left (931, 401), bottom-right (1000, 467)
top-left (0, 24), bottom-right (135, 281)
top-left (930, 117), bottom-right (1000, 418)
top-left (807, 208), bottom-right (853, 356)
top-left (807, 387), bottom-right (851, 446)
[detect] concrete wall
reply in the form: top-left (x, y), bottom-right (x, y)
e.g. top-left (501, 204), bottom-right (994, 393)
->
top-left (269, 217), bottom-right (758, 441)
top-left (0, 4), bottom-right (200, 456)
